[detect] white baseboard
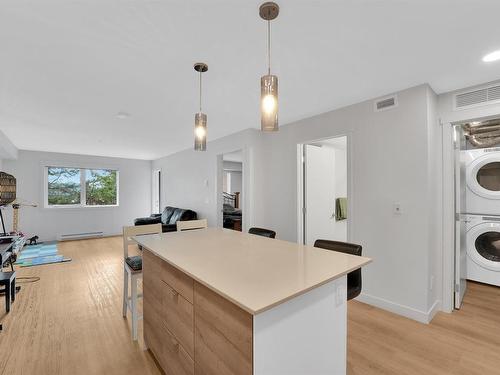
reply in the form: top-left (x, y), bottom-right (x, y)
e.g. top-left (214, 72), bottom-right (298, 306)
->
top-left (356, 293), bottom-right (441, 324)
top-left (427, 299), bottom-right (441, 322)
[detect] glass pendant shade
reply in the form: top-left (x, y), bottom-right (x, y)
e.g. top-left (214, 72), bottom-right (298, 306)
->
top-left (194, 112), bottom-right (207, 151)
top-left (261, 74), bottom-right (278, 131)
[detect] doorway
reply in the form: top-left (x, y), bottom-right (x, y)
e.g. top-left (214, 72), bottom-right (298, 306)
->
top-left (152, 169), bottom-right (161, 214)
top-left (297, 136), bottom-right (349, 246)
top-left (218, 150), bottom-right (243, 232)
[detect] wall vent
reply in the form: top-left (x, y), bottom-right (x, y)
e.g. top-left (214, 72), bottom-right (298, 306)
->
top-left (374, 95), bottom-right (398, 112)
top-left (58, 231), bottom-right (104, 241)
top-left (455, 84), bottom-right (500, 109)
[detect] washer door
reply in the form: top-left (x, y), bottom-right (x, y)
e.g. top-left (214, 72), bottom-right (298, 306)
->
top-left (467, 222), bottom-right (500, 271)
top-left (467, 153), bottom-right (500, 199)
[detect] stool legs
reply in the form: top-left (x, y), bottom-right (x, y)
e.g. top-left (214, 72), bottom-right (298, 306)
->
top-left (5, 281), bottom-right (10, 313)
top-left (131, 274), bottom-right (138, 341)
top-left (11, 278), bottom-right (15, 302)
top-left (122, 265), bottom-right (128, 318)
top-left (122, 265), bottom-right (141, 341)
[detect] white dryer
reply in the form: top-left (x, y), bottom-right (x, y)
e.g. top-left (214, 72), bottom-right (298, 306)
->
top-left (463, 147), bottom-right (500, 215)
top-left (466, 215), bottom-right (500, 286)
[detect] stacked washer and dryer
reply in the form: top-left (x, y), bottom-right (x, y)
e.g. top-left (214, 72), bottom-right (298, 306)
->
top-left (463, 145), bottom-right (500, 287)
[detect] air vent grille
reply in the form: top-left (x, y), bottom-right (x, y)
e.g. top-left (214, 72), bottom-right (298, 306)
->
top-left (374, 95), bottom-right (398, 112)
top-left (488, 85), bottom-right (500, 101)
top-left (455, 85), bottom-right (500, 109)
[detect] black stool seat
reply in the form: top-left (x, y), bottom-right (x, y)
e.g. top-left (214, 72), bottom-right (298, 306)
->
top-left (248, 227), bottom-right (276, 239)
top-left (314, 240), bottom-right (362, 300)
top-left (125, 256), bottom-right (142, 272)
top-left (0, 271), bottom-right (16, 313)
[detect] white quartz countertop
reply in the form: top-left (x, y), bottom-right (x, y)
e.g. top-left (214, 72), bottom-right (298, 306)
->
top-left (134, 228), bottom-right (371, 315)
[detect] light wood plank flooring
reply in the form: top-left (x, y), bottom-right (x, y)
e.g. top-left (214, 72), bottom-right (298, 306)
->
top-left (0, 237), bottom-right (498, 374)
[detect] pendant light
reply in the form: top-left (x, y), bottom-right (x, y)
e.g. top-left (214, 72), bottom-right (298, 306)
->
top-left (194, 62), bottom-right (208, 151)
top-left (259, 2), bottom-right (279, 132)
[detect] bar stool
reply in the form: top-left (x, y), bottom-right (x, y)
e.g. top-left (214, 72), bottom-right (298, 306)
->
top-left (314, 239), bottom-right (363, 300)
top-left (122, 223), bottom-right (162, 340)
top-left (248, 227), bottom-right (276, 239)
top-left (176, 219), bottom-right (208, 231)
top-left (0, 271), bottom-right (16, 313)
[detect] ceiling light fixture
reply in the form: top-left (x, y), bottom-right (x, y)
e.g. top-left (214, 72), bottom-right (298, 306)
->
top-left (259, 2), bottom-right (279, 132)
top-left (116, 111), bottom-right (131, 119)
top-left (483, 50), bottom-right (500, 63)
top-left (194, 62), bottom-right (208, 151)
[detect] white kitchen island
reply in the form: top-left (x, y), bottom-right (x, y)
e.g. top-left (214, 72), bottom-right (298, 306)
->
top-left (134, 227), bottom-right (371, 375)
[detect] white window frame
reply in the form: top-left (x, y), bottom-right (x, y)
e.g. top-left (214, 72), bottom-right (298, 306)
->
top-left (44, 166), bottom-right (120, 209)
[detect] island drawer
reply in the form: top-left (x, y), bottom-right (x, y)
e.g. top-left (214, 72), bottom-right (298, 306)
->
top-left (160, 256), bottom-right (194, 304)
top-left (143, 248), bottom-right (194, 303)
top-left (163, 325), bottom-right (195, 375)
top-left (144, 310), bottom-right (194, 375)
top-left (163, 280), bottom-right (194, 358)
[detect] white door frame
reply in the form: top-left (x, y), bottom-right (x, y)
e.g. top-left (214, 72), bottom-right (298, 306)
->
top-left (296, 134), bottom-right (352, 245)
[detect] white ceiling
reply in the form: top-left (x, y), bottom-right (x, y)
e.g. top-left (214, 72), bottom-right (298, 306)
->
top-left (1, 0), bottom-right (500, 160)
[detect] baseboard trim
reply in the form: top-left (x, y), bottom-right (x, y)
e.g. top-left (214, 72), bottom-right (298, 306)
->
top-left (356, 293), bottom-right (441, 324)
top-left (427, 300), bottom-right (441, 322)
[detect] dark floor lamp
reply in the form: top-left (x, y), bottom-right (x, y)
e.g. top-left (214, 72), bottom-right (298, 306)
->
top-left (0, 172), bottom-right (16, 236)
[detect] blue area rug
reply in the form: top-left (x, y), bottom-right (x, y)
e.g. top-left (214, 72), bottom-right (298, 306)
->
top-left (15, 242), bottom-right (72, 267)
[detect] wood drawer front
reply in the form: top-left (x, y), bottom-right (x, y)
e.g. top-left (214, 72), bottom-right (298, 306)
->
top-left (161, 259), bottom-right (194, 303)
top-left (144, 301), bottom-right (167, 369)
top-left (145, 315), bottom-right (194, 375)
top-left (163, 325), bottom-right (195, 375)
top-left (194, 282), bottom-right (253, 375)
top-left (143, 250), bottom-right (164, 323)
top-left (163, 281), bottom-right (194, 358)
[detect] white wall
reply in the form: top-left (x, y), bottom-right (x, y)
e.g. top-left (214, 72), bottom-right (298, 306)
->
top-left (2, 150), bottom-right (152, 241)
top-left (153, 84), bottom-right (440, 322)
top-left (0, 129), bottom-right (18, 172)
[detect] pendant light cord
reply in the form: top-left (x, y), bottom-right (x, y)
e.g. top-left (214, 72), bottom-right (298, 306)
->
top-left (199, 70), bottom-right (202, 113)
top-left (267, 19), bottom-right (271, 75)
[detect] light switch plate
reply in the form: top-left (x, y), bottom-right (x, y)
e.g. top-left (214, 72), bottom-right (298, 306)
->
top-left (393, 203), bottom-right (402, 214)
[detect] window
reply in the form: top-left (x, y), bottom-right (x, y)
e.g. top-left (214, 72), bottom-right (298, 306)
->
top-left (46, 166), bottom-right (118, 207)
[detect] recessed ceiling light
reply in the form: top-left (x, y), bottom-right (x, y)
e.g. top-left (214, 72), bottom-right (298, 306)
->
top-left (482, 50), bottom-right (500, 63)
top-left (116, 111), bottom-right (131, 119)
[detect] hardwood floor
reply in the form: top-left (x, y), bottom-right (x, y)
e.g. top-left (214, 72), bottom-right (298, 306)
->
top-left (0, 237), bottom-right (499, 374)
top-left (348, 281), bottom-right (500, 375)
top-left (0, 237), bottom-right (161, 375)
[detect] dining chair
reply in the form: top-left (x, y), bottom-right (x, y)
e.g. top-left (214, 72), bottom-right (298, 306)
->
top-left (313, 239), bottom-right (363, 300)
top-left (122, 223), bottom-right (162, 340)
top-left (248, 227), bottom-right (276, 239)
top-left (176, 219), bottom-right (208, 232)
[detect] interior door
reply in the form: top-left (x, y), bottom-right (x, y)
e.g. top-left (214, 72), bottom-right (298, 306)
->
top-left (305, 145), bottom-right (334, 245)
top-left (454, 126), bottom-right (467, 309)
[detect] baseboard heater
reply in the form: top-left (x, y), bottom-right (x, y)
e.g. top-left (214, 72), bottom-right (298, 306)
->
top-left (58, 231), bottom-right (104, 241)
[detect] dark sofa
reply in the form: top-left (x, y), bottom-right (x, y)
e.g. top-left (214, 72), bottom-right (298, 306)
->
top-left (134, 206), bottom-right (197, 232)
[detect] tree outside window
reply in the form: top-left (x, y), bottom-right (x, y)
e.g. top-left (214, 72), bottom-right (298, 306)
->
top-left (46, 167), bottom-right (118, 207)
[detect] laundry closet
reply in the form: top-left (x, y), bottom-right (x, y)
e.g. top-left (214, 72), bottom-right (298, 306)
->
top-left (454, 119), bottom-right (500, 307)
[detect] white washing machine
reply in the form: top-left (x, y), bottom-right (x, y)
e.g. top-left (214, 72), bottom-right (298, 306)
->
top-left (466, 215), bottom-right (500, 286)
top-left (463, 147), bottom-right (500, 215)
